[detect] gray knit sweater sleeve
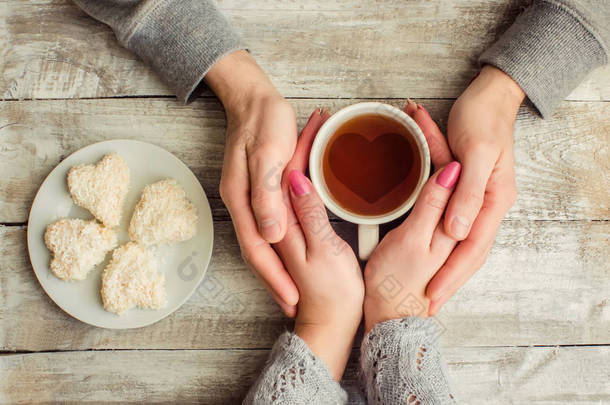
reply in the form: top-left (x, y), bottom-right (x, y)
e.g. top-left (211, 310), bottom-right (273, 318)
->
top-left (73, 0), bottom-right (243, 103)
top-left (244, 318), bottom-right (455, 404)
top-left (360, 318), bottom-right (457, 405)
top-left (480, 0), bottom-right (609, 117)
top-left (243, 332), bottom-right (348, 405)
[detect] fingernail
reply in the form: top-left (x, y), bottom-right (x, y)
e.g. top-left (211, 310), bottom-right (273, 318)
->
top-left (436, 161), bottom-right (461, 189)
top-left (306, 108), bottom-right (321, 124)
top-left (307, 108), bottom-right (320, 123)
top-left (319, 107), bottom-right (331, 118)
top-left (417, 103), bottom-right (431, 118)
top-left (450, 215), bottom-right (469, 239)
top-left (288, 170), bottom-right (311, 197)
top-left (404, 99), bottom-right (418, 116)
top-left (260, 219), bottom-right (281, 241)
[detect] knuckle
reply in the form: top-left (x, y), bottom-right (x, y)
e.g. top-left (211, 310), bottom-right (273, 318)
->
top-left (506, 185), bottom-right (518, 207)
top-left (282, 224), bottom-right (302, 243)
top-left (240, 241), bottom-right (266, 271)
top-left (461, 189), bottom-right (485, 208)
top-left (275, 99), bottom-right (296, 118)
top-left (393, 228), bottom-right (426, 252)
top-left (302, 210), bottom-right (331, 235)
top-left (332, 236), bottom-right (350, 252)
top-left (240, 247), bottom-right (254, 268)
top-left (465, 240), bottom-right (491, 268)
top-left (219, 178), bottom-right (237, 209)
top-left (219, 179), bottom-right (230, 202)
top-left (463, 139), bottom-right (498, 156)
top-left (250, 188), bottom-right (274, 210)
top-left (423, 190), bottom-right (449, 211)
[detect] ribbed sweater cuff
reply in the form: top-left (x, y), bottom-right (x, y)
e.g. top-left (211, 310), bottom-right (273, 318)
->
top-left (479, 0), bottom-right (607, 118)
top-left (124, 0), bottom-right (243, 103)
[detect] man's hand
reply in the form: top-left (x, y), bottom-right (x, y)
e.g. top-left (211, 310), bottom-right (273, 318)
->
top-left (425, 65), bottom-right (525, 314)
top-left (206, 50), bottom-right (299, 316)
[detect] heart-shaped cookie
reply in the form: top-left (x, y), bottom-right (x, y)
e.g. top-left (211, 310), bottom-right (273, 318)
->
top-left (328, 132), bottom-right (414, 203)
top-left (67, 153), bottom-right (130, 227)
top-left (128, 179), bottom-right (198, 246)
top-left (44, 218), bottom-right (117, 281)
top-left (101, 242), bottom-right (166, 314)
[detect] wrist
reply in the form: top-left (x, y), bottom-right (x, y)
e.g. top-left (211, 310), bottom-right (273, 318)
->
top-left (473, 65), bottom-right (525, 114)
top-left (295, 320), bottom-right (358, 381)
top-left (363, 293), bottom-right (429, 334)
top-left (205, 50), bottom-right (280, 115)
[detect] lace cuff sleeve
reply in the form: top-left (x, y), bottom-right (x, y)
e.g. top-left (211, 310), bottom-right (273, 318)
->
top-left (243, 332), bottom-right (348, 405)
top-left (360, 317), bottom-right (457, 405)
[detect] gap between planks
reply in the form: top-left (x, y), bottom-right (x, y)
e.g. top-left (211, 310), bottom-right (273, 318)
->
top-left (1, 96), bottom-right (609, 102)
top-left (2, 342), bottom-right (610, 356)
top-left (2, 219), bottom-right (609, 227)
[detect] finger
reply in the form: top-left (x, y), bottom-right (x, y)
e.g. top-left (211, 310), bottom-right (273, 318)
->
top-left (278, 108), bottom-right (331, 249)
top-left (426, 201), bottom-right (506, 312)
top-left (287, 170), bottom-right (334, 251)
top-left (221, 144), bottom-right (299, 308)
top-left (444, 151), bottom-right (496, 240)
top-left (239, 225), bottom-right (301, 308)
top-left (248, 143), bottom-right (290, 243)
top-left (403, 98), bottom-right (418, 117)
top-left (412, 104), bottom-right (454, 168)
top-left (281, 108), bottom-right (331, 221)
top-left (398, 161), bottom-right (461, 243)
top-left (284, 108), bottom-right (331, 176)
top-left (274, 213), bottom-right (307, 264)
top-left (250, 266), bottom-right (297, 318)
top-left (430, 222), bottom-right (457, 258)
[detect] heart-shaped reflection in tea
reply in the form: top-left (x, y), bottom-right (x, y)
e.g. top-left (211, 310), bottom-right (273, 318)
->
top-left (329, 132), bottom-right (413, 203)
top-left (323, 114), bottom-right (422, 216)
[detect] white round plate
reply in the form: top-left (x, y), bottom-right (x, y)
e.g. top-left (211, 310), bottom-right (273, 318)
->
top-left (27, 140), bottom-right (214, 329)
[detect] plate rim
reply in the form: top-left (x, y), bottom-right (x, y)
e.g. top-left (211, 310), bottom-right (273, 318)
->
top-left (26, 139), bottom-right (214, 329)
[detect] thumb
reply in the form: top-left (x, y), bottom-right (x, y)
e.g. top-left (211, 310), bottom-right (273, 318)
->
top-left (281, 108), bottom-right (332, 229)
top-left (287, 170), bottom-right (334, 250)
top-left (444, 152), bottom-right (495, 240)
top-left (249, 146), bottom-right (289, 243)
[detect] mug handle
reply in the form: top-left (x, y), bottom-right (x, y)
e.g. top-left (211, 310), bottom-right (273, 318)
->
top-left (358, 224), bottom-right (379, 260)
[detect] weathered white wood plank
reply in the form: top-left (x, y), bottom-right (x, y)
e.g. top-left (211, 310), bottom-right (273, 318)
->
top-left (1, 0), bottom-right (608, 100)
top-left (1, 219), bottom-right (608, 351)
top-left (0, 98), bottom-right (608, 223)
top-left (0, 346), bottom-right (608, 404)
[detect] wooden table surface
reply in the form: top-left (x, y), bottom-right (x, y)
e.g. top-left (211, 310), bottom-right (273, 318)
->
top-left (1, 0), bottom-right (609, 403)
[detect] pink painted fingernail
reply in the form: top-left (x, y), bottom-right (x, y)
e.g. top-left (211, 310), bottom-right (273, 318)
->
top-left (436, 161), bottom-right (461, 189)
top-left (288, 170), bottom-right (311, 197)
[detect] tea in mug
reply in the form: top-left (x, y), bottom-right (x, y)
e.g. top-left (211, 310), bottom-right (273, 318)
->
top-left (322, 113), bottom-right (422, 216)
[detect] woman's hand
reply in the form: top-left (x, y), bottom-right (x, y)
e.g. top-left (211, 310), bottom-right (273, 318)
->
top-left (363, 160), bottom-right (461, 332)
top-left (425, 65), bottom-right (525, 313)
top-left (273, 110), bottom-right (364, 381)
top-left (361, 100), bottom-right (458, 332)
top-left (206, 50), bottom-right (300, 316)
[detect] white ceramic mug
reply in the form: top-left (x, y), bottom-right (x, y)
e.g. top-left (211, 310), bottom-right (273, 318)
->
top-left (309, 102), bottom-right (431, 260)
